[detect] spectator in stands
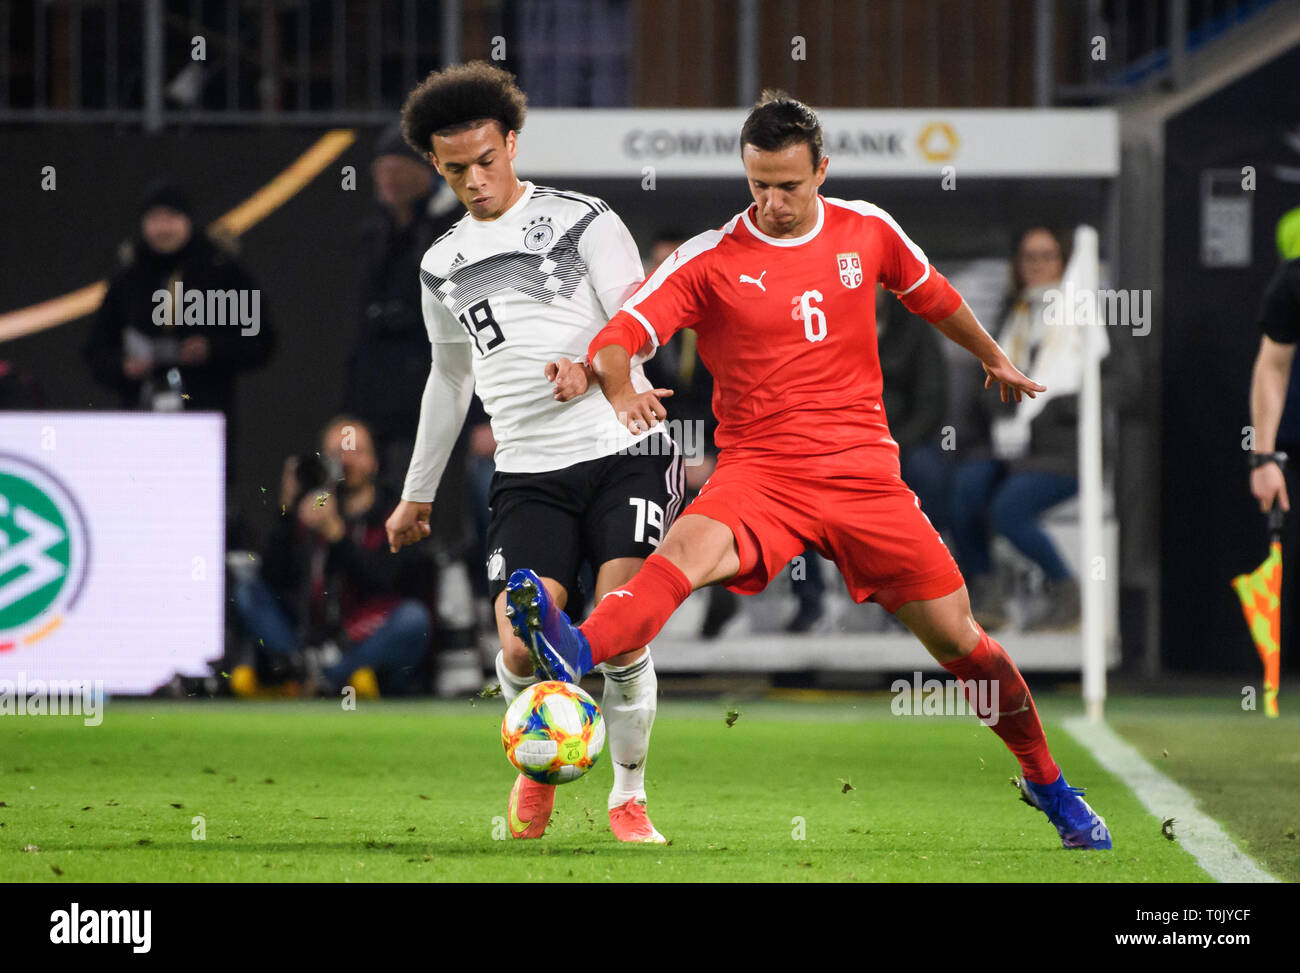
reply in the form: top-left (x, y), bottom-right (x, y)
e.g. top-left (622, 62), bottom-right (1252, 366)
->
top-left (231, 416), bottom-right (431, 697)
top-left (949, 227), bottom-right (1080, 632)
top-left (343, 123), bottom-right (462, 489)
top-left (82, 178), bottom-right (275, 476)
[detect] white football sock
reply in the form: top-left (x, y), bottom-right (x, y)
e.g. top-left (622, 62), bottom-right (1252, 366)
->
top-left (600, 650), bottom-right (657, 810)
top-left (495, 650), bottom-right (538, 705)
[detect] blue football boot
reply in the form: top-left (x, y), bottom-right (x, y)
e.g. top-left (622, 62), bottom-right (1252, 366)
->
top-left (1016, 773), bottom-right (1113, 850)
top-left (504, 569), bottom-right (593, 683)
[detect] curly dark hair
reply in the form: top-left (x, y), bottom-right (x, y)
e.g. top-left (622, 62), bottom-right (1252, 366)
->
top-left (739, 89), bottom-right (823, 168)
top-left (401, 61), bottom-right (528, 155)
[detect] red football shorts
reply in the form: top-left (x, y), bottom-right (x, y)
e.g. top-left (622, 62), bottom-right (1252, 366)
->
top-left (683, 444), bottom-right (964, 613)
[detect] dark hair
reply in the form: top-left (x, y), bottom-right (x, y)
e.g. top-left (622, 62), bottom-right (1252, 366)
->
top-left (739, 89), bottom-right (823, 168)
top-left (1011, 226), bottom-right (1071, 292)
top-left (401, 61), bottom-right (528, 155)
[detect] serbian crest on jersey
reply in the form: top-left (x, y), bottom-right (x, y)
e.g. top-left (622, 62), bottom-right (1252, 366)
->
top-left (836, 252), bottom-right (863, 289)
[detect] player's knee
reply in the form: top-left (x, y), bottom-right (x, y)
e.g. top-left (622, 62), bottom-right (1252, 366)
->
top-left (603, 645), bottom-right (647, 668)
top-left (656, 517), bottom-right (736, 587)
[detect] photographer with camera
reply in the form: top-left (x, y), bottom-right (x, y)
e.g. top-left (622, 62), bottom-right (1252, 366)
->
top-left (231, 416), bottom-right (431, 697)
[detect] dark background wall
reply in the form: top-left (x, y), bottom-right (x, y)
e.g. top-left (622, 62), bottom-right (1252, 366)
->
top-left (1, 123), bottom-right (1105, 551)
top-left (1162, 45), bottom-right (1300, 673)
top-left (0, 125), bottom-right (376, 544)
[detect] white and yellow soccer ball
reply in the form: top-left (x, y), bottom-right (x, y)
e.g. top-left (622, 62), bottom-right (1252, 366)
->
top-left (501, 681), bottom-right (605, 785)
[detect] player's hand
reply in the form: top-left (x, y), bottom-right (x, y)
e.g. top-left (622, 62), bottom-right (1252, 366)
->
top-left (983, 356), bottom-right (1046, 403)
top-left (1251, 462), bottom-right (1290, 513)
top-left (386, 499), bottom-right (432, 553)
top-left (611, 388), bottom-right (673, 434)
top-left (545, 357), bottom-right (590, 402)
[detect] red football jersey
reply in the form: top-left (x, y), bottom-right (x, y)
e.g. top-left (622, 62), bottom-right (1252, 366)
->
top-left (597, 196), bottom-right (962, 462)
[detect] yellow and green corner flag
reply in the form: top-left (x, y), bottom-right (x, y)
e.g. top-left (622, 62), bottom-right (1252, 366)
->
top-left (1231, 506), bottom-right (1284, 717)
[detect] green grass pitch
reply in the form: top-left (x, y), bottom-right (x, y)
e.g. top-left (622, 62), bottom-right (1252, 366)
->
top-left (0, 695), bottom-right (1229, 882)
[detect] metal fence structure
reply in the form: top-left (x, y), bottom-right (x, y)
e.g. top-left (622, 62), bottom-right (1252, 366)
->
top-left (0, 0), bottom-right (1282, 129)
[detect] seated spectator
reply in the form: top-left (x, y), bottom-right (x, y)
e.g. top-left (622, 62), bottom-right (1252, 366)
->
top-left (232, 416), bottom-right (431, 697)
top-left (950, 228), bottom-right (1080, 632)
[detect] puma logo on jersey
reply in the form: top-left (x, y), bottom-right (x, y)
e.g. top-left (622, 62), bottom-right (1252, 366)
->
top-left (738, 271), bottom-right (767, 291)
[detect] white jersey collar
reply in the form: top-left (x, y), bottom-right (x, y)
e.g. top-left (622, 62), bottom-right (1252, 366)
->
top-left (466, 180), bottom-right (535, 226)
top-left (741, 196), bottom-right (825, 247)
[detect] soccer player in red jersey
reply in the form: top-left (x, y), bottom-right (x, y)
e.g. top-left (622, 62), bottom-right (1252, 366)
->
top-left (507, 91), bottom-right (1111, 849)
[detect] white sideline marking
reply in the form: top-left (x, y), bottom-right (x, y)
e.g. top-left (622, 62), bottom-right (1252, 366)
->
top-left (1063, 716), bottom-right (1279, 884)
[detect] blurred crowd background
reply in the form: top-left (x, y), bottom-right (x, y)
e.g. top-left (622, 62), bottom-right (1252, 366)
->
top-left (2, 0), bottom-right (1298, 696)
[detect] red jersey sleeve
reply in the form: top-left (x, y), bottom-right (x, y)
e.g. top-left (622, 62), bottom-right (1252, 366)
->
top-left (865, 204), bottom-right (963, 324)
top-left (588, 230), bottom-right (718, 363)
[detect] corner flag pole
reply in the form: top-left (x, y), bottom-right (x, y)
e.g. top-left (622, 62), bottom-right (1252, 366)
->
top-left (1075, 225), bottom-right (1108, 723)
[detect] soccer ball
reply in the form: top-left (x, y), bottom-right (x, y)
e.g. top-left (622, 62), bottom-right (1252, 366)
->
top-left (502, 681), bottom-right (605, 785)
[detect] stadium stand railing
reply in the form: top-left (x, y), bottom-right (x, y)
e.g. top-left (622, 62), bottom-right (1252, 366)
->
top-left (0, 0), bottom-right (1284, 126)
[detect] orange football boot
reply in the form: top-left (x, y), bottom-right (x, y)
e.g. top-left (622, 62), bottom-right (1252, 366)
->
top-left (507, 774), bottom-right (556, 839)
top-left (608, 797), bottom-right (666, 843)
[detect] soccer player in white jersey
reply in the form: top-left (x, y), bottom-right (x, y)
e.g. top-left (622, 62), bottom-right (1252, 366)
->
top-left (384, 62), bottom-right (680, 842)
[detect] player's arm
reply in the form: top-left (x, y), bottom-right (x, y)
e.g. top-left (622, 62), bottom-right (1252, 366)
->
top-left (930, 302), bottom-right (1046, 404)
top-left (873, 208), bottom-right (1044, 403)
top-left (1248, 264), bottom-right (1300, 512)
top-left (547, 207), bottom-right (647, 402)
top-left (386, 297), bottom-right (475, 552)
top-left (590, 340), bottom-right (673, 433)
top-left (584, 232), bottom-right (712, 431)
top-left (1249, 336), bottom-right (1294, 512)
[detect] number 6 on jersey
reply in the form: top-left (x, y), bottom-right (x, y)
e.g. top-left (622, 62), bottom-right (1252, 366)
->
top-left (799, 289), bottom-right (826, 343)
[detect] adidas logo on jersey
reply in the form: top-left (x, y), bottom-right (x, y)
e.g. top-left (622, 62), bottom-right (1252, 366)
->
top-left (448, 251), bottom-right (467, 271)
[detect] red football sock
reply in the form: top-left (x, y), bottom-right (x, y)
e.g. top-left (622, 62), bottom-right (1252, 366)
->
top-left (581, 554), bottom-right (695, 665)
top-left (941, 629), bottom-right (1060, 786)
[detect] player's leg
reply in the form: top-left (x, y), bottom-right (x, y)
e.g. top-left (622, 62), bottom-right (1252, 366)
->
top-left (486, 473), bottom-right (584, 840)
top-left (895, 586), bottom-right (1061, 787)
top-left (591, 557), bottom-right (664, 842)
top-left (894, 587), bottom-right (1111, 849)
top-left (495, 580), bottom-right (573, 841)
top-left (504, 513), bottom-right (743, 680)
top-left (507, 460), bottom-right (805, 681)
top-left (574, 446), bottom-right (681, 842)
top-left (827, 476), bottom-right (1110, 849)
top-left (493, 578), bottom-right (569, 696)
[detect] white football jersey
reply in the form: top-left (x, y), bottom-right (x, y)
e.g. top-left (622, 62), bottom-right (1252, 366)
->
top-left (414, 181), bottom-right (659, 477)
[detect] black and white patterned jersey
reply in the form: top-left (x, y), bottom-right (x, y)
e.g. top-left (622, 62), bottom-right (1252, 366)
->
top-left (402, 182), bottom-right (659, 500)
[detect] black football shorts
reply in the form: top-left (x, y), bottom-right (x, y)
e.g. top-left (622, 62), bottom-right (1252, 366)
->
top-left (485, 443), bottom-right (684, 609)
